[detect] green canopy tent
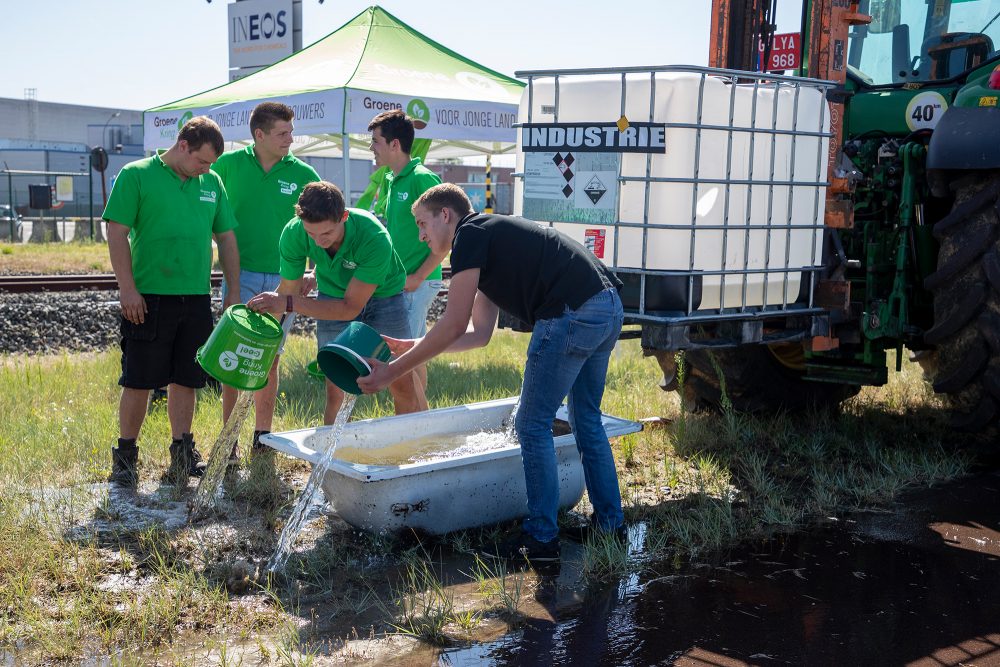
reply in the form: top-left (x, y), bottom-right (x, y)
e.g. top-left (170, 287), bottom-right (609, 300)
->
top-left (144, 5), bottom-right (524, 200)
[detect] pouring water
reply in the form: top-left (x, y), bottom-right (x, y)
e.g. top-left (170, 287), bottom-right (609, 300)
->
top-left (189, 390), bottom-right (254, 518)
top-left (267, 393), bottom-right (358, 573)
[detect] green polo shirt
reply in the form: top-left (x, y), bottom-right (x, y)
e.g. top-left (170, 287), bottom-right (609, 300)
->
top-left (102, 152), bottom-right (237, 295)
top-left (211, 144), bottom-right (320, 273)
top-left (384, 157), bottom-right (443, 280)
top-left (278, 208), bottom-right (406, 299)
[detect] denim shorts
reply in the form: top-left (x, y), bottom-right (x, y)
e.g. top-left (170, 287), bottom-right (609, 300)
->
top-left (403, 279), bottom-right (445, 338)
top-left (316, 291), bottom-right (411, 349)
top-left (222, 269), bottom-right (281, 304)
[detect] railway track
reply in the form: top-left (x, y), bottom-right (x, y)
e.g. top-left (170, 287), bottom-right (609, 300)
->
top-left (0, 269), bottom-right (453, 294)
top-left (0, 272), bottom-right (226, 294)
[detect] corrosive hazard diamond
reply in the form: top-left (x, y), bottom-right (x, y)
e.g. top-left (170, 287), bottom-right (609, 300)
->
top-left (583, 176), bottom-right (608, 205)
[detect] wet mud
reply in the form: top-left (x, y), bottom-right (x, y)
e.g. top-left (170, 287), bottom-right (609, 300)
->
top-left (434, 471), bottom-right (1000, 666)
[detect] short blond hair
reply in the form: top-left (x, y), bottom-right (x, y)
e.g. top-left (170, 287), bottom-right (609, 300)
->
top-left (412, 183), bottom-right (472, 217)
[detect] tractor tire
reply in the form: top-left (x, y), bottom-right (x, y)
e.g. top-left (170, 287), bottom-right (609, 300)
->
top-left (650, 343), bottom-right (860, 413)
top-left (923, 171), bottom-right (1000, 432)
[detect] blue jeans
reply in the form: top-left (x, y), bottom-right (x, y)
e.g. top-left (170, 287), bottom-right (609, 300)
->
top-left (222, 270), bottom-right (281, 304)
top-left (515, 287), bottom-right (625, 543)
top-left (403, 279), bottom-right (445, 338)
top-left (316, 291), bottom-right (411, 349)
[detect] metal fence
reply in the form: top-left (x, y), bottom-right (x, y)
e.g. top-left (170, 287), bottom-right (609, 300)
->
top-left (514, 64), bottom-right (836, 329)
top-left (1, 169), bottom-right (98, 242)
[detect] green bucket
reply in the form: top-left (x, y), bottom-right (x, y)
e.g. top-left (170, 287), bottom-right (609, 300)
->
top-left (306, 359), bottom-right (325, 381)
top-left (196, 305), bottom-right (283, 391)
top-left (317, 321), bottom-right (392, 394)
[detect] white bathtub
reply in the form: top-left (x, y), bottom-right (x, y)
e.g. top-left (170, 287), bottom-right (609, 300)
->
top-left (259, 397), bottom-right (641, 535)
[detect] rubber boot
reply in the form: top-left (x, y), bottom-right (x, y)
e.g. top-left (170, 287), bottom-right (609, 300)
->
top-left (109, 439), bottom-right (138, 488)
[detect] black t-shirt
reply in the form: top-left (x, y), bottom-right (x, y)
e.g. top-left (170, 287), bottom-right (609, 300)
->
top-left (450, 213), bottom-right (622, 326)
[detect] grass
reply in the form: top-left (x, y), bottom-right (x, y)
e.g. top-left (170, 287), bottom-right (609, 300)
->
top-left (0, 332), bottom-right (977, 662)
top-left (0, 239), bottom-right (113, 274)
top-left (0, 239), bottom-right (230, 275)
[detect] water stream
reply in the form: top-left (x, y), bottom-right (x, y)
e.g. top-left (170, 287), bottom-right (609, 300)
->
top-left (189, 390), bottom-right (255, 518)
top-left (501, 395), bottom-right (520, 440)
top-left (267, 393), bottom-right (358, 573)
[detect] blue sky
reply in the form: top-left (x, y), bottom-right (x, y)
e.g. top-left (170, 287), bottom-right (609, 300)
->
top-left (0, 1), bottom-right (800, 111)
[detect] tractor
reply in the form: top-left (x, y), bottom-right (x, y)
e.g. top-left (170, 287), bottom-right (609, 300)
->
top-left (512, 0), bottom-right (1000, 431)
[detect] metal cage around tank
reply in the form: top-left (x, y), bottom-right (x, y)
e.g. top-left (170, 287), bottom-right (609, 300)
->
top-left (512, 65), bottom-right (838, 346)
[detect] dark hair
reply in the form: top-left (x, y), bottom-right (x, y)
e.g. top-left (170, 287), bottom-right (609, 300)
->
top-left (177, 116), bottom-right (224, 156)
top-left (295, 181), bottom-right (346, 223)
top-left (250, 101), bottom-right (294, 137)
top-left (412, 183), bottom-right (472, 217)
top-left (367, 109), bottom-right (415, 154)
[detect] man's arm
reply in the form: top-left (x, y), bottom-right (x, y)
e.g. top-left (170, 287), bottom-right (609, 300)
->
top-left (107, 221), bottom-right (146, 324)
top-left (404, 246), bottom-right (449, 292)
top-left (214, 229), bottom-right (241, 309)
top-left (442, 290), bottom-right (499, 353)
top-left (248, 278), bottom-right (377, 321)
top-left (357, 269), bottom-right (482, 393)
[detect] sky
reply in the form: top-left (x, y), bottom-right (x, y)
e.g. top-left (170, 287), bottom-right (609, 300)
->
top-left (0, 0), bottom-right (758, 111)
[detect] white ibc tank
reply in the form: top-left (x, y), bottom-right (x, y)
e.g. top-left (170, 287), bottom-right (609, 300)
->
top-left (514, 71), bottom-right (830, 312)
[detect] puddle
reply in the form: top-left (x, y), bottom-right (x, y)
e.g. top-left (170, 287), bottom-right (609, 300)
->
top-left (433, 471), bottom-right (1000, 666)
top-left (16, 457), bottom-right (999, 665)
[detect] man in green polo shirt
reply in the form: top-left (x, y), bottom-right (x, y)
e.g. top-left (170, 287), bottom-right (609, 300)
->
top-left (368, 109), bottom-right (445, 409)
top-left (212, 101), bottom-right (320, 458)
top-left (247, 181), bottom-right (419, 423)
top-left (104, 116), bottom-right (240, 487)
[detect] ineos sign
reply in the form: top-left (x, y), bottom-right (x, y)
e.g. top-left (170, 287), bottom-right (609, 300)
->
top-left (228, 0), bottom-right (293, 69)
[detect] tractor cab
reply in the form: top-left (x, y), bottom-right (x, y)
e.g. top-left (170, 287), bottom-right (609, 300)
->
top-left (848, 0), bottom-right (1000, 86)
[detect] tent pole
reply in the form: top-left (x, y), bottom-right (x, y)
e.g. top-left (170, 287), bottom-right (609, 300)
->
top-left (342, 134), bottom-right (352, 206)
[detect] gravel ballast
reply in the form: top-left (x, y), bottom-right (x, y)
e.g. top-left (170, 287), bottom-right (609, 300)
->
top-left (1, 289), bottom-right (448, 355)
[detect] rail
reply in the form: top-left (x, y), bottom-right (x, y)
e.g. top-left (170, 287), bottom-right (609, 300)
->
top-left (0, 268), bottom-right (454, 295)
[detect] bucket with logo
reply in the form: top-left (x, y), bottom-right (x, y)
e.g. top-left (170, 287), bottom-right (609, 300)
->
top-left (197, 305), bottom-right (283, 391)
top-left (317, 321), bottom-right (392, 394)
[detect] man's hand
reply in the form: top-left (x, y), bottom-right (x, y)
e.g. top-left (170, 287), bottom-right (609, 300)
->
top-left (120, 287), bottom-right (147, 324)
top-left (300, 272), bottom-right (317, 296)
top-left (223, 287), bottom-right (241, 311)
top-left (357, 358), bottom-right (396, 394)
top-left (381, 335), bottom-right (416, 357)
top-left (404, 274), bottom-right (422, 293)
top-left (247, 291), bottom-right (285, 315)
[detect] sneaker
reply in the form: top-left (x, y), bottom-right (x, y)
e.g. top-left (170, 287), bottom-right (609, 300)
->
top-left (109, 441), bottom-right (138, 488)
top-left (480, 532), bottom-right (560, 562)
top-left (564, 515), bottom-right (628, 544)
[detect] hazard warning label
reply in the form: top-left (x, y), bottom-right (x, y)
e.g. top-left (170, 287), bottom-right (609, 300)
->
top-left (583, 176), bottom-right (608, 205)
top-left (584, 229), bottom-right (606, 258)
top-left (523, 151), bottom-right (619, 225)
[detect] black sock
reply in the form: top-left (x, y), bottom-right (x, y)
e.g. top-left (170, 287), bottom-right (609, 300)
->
top-left (253, 430), bottom-right (270, 445)
top-left (117, 438), bottom-right (137, 450)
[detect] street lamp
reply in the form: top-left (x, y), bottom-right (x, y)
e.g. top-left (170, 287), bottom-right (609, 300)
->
top-left (102, 111), bottom-right (121, 150)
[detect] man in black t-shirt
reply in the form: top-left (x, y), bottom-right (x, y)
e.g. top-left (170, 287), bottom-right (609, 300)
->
top-left (358, 183), bottom-right (626, 563)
